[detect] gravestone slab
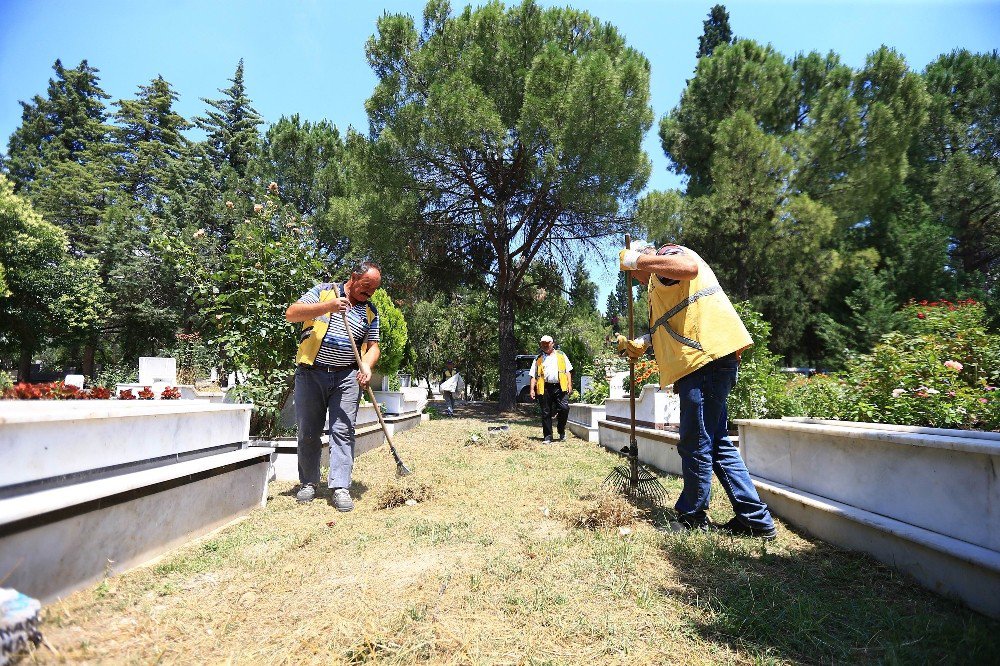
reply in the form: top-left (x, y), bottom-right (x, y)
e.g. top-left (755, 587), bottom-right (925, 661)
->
top-left (139, 357), bottom-right (176, 386)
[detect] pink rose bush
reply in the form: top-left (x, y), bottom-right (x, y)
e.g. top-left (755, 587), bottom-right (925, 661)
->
top-left (788, 300), bottom-right (999, 430)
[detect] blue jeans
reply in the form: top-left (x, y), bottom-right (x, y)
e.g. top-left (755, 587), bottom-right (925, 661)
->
top-left (294, 366), bottom-right (360, 489)
top-left (674, 354), bottom-right (774, 530)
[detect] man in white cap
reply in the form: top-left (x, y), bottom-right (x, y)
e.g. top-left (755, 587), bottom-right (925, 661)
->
top-left (529, 334), bottom-right (573, 443)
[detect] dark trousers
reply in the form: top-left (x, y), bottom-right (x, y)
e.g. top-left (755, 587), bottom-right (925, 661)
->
top-left (674, 354), bottom-right (774, 530)
top-left (294, 366), bottom-right (360, 489)
top-left (537, 383), bottom-right (569, 440)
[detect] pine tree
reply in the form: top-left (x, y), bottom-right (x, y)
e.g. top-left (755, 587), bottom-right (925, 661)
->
top-left (5, 59), bottom-right (115, 255)
top-left (195, 59), bottom-right (263, 182)
top-left (697, 5), bottom-right (733, 59)
top-left (568, 258), bottom-right (598, 314)
top-left (112, 75), bottom-right (192, 213)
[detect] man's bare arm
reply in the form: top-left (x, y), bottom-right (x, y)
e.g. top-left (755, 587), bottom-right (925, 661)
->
top-left (285, 297), bottom-right (351, 323)
top-left (633, 252), bottom-right (699, 282)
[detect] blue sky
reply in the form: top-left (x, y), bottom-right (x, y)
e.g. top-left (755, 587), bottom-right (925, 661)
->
top-left (2, 0), bottom-right (998, 310)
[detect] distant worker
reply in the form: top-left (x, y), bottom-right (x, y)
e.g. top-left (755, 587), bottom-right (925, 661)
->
top-left (285, 261), bottom-right (382, 512)
top-left (440, 359), bottom-right (464, 416)
top-left (617, 242), bottom-right (777, 539)
top-left (529, 334), bottom-right (573, 444)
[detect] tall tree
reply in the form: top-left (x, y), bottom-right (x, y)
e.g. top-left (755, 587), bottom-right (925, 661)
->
top-left (5, 59), bottom-right (115, 255)
top-left (567, 257), bottom-right (598, 314)
top-left (112, 75), bottom-right (192, 212)
top-left (697, 4), bottom-right (733, 59)
top-left (255, 115), bottom-right (360, 261)
top-left (194, 59), bottom-right (263, 181)
top-left (917, 50), bottom-right (1000, 299)
top-left (660, 41), bottom-right (796, 195)
top-left (0, 176), bottom-right (106, 379)
top-left (364, 0), bottom-right (652, 409)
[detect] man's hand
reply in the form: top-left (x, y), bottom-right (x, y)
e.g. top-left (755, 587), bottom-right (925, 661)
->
top-left (619, 248), bottom-right (640, 271)
top-left (327, 296), bottom-right (351, 314)
top-left (357, 363), bottom-right (372, 388)
top-left (616, 333), bottom-right (650, 360)
top-left (529, 389), bottom-right (536, 400)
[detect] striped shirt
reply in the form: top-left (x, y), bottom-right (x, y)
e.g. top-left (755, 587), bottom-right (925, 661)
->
top-left (298, 282), bottom-right (380, 367)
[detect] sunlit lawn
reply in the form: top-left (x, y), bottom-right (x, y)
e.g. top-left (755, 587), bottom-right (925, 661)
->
top-left (28, 404), bottom-right (997, 664)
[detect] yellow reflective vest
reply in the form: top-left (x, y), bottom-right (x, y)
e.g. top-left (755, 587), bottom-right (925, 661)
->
top-left (295, 282), bottom-right (375, 365)
top-left (534, 350), bottom-right (571, 395)
top-left (647, 247), bottom-right (752, 387)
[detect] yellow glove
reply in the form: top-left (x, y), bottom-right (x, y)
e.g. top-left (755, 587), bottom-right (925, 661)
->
top-left (619, 248), bottom-right (640, 271)
top-left (616, 334), bottom-right (650, 360)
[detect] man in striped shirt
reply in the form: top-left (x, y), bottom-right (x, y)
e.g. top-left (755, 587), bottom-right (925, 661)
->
top-left (285, 262), bottom-right (382, 512)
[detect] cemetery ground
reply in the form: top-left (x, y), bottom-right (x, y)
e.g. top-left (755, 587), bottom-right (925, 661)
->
top-left (26, 404), bottom-right (997, 664)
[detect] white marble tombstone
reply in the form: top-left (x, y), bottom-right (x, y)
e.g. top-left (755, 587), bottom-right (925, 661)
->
top-left (138, 357), bottom-right (177, 386)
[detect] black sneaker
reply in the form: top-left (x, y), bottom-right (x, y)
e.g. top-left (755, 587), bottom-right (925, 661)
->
top-left (664, 515), bottom-right (711, 534)
top-left (556, 432), bottom-right (566, 442)
top-left (719, 517), bottom-right (777, 541)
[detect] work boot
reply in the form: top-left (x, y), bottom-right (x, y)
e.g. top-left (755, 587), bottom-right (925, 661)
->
top-left (718, 517), bottom-right (777, 541)
top-left (331, 487), bottom-right (355, 512)
top-left (295, 483), bottom-right (316, 503)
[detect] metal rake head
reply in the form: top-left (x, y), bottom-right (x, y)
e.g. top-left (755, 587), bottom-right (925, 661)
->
top-left (604, 464), bottom-right (667, 504)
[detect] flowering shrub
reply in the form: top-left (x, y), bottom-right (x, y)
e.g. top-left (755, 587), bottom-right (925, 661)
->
top-left (89, 386), bottom-right (112, 400)
top-left (622, 358), bottom-right (660, 395)
top-left (137, 386), bottom-right (155, 400)
top-left (160, 386), bottom-right (182, 400)
top-left (3, 381), bottom-right (85, 399)
top-left (789, 300), bottom-right (999, 430)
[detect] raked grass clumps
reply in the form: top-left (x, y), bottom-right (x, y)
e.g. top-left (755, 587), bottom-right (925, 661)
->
top-left (28, 406), bottom-right (997, 664)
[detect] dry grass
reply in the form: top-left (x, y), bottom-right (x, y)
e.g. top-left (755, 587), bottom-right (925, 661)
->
top-left (565, 488), bottom-right (638, 530)
top-left (374, 481), bottom-right (435, 510)
top-left (22, 405), bottom-right (998, 665)
top-left (463, 427), bottom-right (533, 450)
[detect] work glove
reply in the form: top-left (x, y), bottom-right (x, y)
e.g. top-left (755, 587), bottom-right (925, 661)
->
top-left (618, 239), bottom-right (653, 271)
top-left (616, 333), bottom-right (650, 360)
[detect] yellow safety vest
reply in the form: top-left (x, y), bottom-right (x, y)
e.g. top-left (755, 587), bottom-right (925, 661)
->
top-left (295, 282), bottom-right (375, 365)
top-left (647, 247), bottom-right (752, 387)
top-left (534, 351), bottom-right (570, 395)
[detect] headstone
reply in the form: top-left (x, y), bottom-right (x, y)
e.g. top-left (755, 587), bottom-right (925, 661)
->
top-left (608, 371), bottom-right (629, 399)
top-left (580, 375), bottom-right (593, 396)
top-left (138, 357), bottom-right (176, 386)
top-left (63, 375), bottom-right (85, 389)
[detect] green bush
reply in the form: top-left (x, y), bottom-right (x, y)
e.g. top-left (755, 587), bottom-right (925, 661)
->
top-left (789, 300), bottom-right (999, 430)
top-left (728, 302), bottom-right (796, 420)
top-left (370, 288), bottom-right (408, 378)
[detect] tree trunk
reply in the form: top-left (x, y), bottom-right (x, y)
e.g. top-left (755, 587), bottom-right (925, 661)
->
top-left (18, 348), bottom-right (32, 383)
top-left (82, 344), bottom-right (96, 378)
top-left (497, 286), bottom-right (518, 411)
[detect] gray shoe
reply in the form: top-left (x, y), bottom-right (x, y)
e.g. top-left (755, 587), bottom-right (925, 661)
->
top-left (296, 483), bottom-right (316, 503)
top-left (331, 487), bottom-right (354, 512)
top-left (542, 437), bottom-right (553, 444)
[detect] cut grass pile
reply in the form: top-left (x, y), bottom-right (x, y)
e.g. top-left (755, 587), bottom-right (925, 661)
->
top-left (23, 405), bottom-right (998, 664)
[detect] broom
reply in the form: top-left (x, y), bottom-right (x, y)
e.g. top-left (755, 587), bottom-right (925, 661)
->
top-left (341, 309), bottom-right (413, 477)
top-left (604, 233), bottom-right (666, 503)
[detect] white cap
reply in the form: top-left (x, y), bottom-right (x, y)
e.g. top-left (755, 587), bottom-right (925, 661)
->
top-left (539, 335), bottom-right (554, 343)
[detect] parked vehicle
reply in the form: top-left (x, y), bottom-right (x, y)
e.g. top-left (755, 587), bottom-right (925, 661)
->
top-left (515, 354), bottom-right (537, 402)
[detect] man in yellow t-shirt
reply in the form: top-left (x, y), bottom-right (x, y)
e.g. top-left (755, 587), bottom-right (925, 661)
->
top-left (617, 243), bottom-right (777, 540)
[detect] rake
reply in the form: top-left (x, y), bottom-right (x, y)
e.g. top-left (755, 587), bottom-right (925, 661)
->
top-left (604, 232), bottom-right (667, 504)
top-left (341, 309), bottom-right (413, 477)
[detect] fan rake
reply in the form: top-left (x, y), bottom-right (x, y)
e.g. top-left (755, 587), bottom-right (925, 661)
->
top-left (603, 232), bottom-right (668, 505)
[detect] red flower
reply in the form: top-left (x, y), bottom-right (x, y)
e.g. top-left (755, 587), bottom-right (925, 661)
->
top-left (118, 389), bottom-right (136, 400)
top-left (138, 386), bottom-right (155, 400)
top-left (917, 312), bottom-right (926, 319)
